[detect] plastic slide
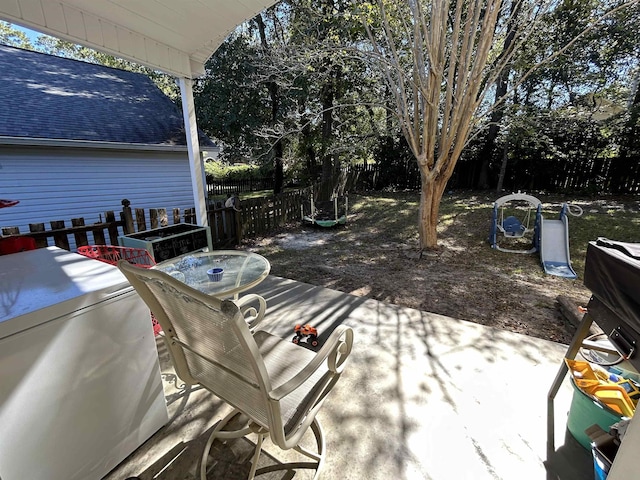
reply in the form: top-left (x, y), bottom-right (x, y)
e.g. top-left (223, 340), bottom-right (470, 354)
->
top-left (539, 214), bottom-right (577, 279)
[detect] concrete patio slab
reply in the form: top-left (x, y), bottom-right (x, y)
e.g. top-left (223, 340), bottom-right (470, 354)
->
top-left (104, 276), bottom-right (592, 480)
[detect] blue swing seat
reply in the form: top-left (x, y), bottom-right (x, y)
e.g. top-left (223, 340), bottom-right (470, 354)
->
top-left (502, 216), bottom-right (526, 237)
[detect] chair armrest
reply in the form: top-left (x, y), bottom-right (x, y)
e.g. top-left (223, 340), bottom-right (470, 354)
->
top-left (269, 325), bottom-right (354, 401)
top-left (234, 293), bottom-right (267, 332)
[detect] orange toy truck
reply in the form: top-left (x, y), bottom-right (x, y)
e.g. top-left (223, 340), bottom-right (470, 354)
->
top-left (293, 324), bottom-right (319, 347)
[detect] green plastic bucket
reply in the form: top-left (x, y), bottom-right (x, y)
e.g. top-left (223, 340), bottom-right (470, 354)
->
top-left (567, 379), bottom-right (622, 450)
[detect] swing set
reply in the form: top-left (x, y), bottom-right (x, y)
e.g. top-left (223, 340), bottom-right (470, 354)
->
top-left (301, 195), bottom-right (348, 227)
top-left (488, 193), bottom-right (542, 254)
top-left (488, 192), bottom-right (583, 278)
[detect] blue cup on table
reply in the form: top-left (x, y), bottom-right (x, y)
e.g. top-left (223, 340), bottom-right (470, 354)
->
top-left (207, 267), bottom-right (224, 282)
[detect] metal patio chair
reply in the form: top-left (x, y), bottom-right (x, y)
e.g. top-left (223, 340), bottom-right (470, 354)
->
top-left (117, 260), bottom-right (354, 480)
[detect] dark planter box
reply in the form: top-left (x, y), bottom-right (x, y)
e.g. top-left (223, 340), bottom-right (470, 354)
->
top-left (118, 224), bottom-right (212, 262)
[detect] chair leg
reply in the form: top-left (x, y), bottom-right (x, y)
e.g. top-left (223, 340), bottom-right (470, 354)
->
top-left (200, 408), bottom-right (254, 480)
top-left (201, 414), bottom-right (326, 480)
top-left (298, 418), bottom-right (326, 480)
top-left (294, 418), bottom-right (324, 458)
top-left (255, 418), bottom-right (326, 480)
top-left (247, 432), bottom-right (266, 480)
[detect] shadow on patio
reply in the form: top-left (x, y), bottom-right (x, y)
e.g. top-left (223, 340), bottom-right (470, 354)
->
top-left (104, 276), bottom-right (593, 480)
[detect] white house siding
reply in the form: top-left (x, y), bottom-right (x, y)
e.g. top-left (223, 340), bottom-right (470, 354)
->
top-left (0, 145), bottom-right (197, 250)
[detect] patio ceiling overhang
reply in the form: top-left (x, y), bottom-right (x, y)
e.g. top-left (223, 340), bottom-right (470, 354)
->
top-left (0, 0), bottom-right (280, 226)
top-left (0, 0), bottom-right (279, 78)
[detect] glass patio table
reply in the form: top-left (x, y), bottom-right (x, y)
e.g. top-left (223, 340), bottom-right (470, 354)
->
top-left (153, 250), bottom-right (271, 300)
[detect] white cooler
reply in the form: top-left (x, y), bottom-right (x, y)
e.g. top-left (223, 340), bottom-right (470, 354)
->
top-left (0, 247), bottom-right (168, 480)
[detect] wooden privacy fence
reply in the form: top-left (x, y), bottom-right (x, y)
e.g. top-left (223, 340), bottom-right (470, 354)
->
top-left (237, 188), bottom-right (309, 238)
top-left (0, 201), bottom-right (197, 252)
top-left (1, 189), bottom-right (311, 253)
top-left (206, 176), bottom-right (274, 196)
top-left (207, 188), bottom-right (311, 244)
top-left (1, 211), bottom-right (123, 251)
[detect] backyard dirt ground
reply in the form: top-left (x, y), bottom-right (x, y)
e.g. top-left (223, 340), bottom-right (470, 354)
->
top-left (244, 191), bottom-right (639, 345)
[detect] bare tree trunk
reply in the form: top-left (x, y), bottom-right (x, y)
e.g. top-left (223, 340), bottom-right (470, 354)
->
top-left (419, 170), bottom-right (448, 249)
top-left (612, 77), bottom-right (640, 192)
top-left (274, 141), bottom-right (284, 194)
top-left (361, 0), bottom-right (505, 249)
top-left (300, 108), bottom-right (318, 180)
top-left (320, 79), bottom-right (334, 186)
top-left (256, 13), bottom-right (284, 195)
top-left (477, 75), bottom-right (508, 188)
top-left (477, 0), bottom-right (519, 188)
top-left (319, 64), bottom-right (343, 200)
top-left (496, 141), bottom-right (509, 192)
top-left (359, 0), bottom-right (634, 248)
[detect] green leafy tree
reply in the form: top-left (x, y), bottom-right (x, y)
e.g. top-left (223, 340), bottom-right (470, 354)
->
top-left (610, 83), bottom-right (640, 192)
top-left (195, 0), bottom-right (385, 196)
top-left (355, 0), bottom-right (638, 249)
top-left (486, 0), bottom-right (640, 193)
top-left (194, 32), bottom-right (271, 163)
top-left (0, 21), bottom-right (32, 48)
top-left (357, 0), bottom-right (525, 249)
top-left (286, 0), bottom-right (381, 196)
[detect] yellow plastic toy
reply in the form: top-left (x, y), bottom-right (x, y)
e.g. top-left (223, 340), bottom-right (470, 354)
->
top-left (565, 359), bottom-right (608, 389)
top-left (565, 359), bottom-right (635, 417)
top-left (590, 385), bottom-right (635, 417)
top-left (607, 374), bottom-right (640, 404)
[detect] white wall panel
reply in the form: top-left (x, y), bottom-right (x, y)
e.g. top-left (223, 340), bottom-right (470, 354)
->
top-left (101, 21), bottom-right (119, 52)
top-left (64, 5), bottom-right (87, 39)
top-left (40, 1), bottom-right (66, 33)
top-left (17, 0), bottom-right (45, 24)
top-left (83, 13), bottom-right (104, 45)
top-left (0, 0), bottom-right (20, 17)
top-left (0, 147), bottom-right (197, 250)
top-left (117, 28), bottom-right (137, 58)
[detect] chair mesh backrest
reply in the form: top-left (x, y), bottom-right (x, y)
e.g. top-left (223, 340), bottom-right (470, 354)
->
top-left (119, 263), bottom-right (271, 423)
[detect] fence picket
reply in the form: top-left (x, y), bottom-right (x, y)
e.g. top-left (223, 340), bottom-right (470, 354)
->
top-left (1, 226), bottom-right (19, 235)
top-left (185, 208), bottom-right (196, 224)
top-left (29, 223), bottom-right (48, 248)
top-left (71, 218), bottom-right (89, 247)
top-left (122, 205), bottom-right (134, 234)
top-left (105, 211), bottom-right (119, 245)
top-left (50, 220), bottom-right (70, 250)
top-left (211, 209), bottom-right (223, 246)
top-left (150, 209), bottom-right (159, 229)
top-left (135, 208), bottom-right (147, 232)
top-left (92, 224), bottom-right (106, 245)
top-left (158, 208), bottom-right (168, 227)
top-left (0, 188), bottom-right (312, 254)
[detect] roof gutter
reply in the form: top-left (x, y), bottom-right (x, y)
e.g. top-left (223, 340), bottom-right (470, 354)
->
top-left (0, 136), bottom-right (203, 153)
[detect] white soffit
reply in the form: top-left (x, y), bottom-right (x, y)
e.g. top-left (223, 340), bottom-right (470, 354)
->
top-left (0, 0), bottom-right (279, 77)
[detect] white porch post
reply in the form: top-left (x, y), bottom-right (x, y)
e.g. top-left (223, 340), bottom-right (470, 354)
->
top-left (179, 77), bottom-right (208, 227)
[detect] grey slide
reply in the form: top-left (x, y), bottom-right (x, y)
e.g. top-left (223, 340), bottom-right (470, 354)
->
top-left (539, 217), bottom-right (577, 279)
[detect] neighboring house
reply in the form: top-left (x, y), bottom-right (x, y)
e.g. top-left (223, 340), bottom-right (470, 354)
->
top-left (0, 44), bottom-right (217, 243)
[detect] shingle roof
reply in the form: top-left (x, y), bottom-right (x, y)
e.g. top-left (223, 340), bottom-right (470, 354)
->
top-left (0, 45), bottom-right (213, 147)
